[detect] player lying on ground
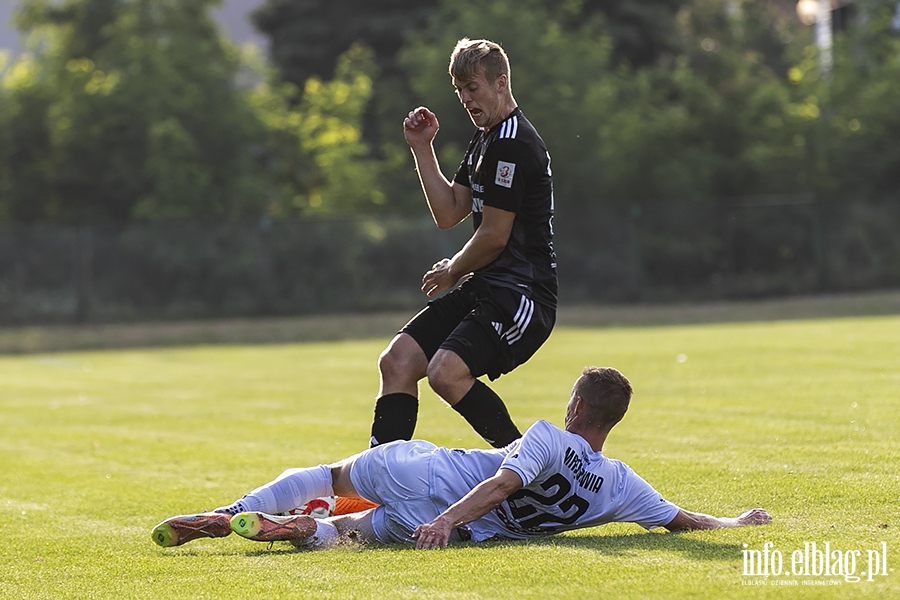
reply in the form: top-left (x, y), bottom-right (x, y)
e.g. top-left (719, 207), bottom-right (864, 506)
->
top-left (152, 367), bottom-right (771, 550)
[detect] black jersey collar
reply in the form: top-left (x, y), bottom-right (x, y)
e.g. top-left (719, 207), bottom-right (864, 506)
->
top-left (485, 107), bottom-right (521, 133)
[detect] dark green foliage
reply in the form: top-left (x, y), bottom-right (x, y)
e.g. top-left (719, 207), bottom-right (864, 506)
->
top-left (0, 0), bottom-right (267, 223)
top-left (251, 0), bottom-right (436, 87)
top-left (250, 0), bottom-right (438, 213)
top-left (0, 0), bottom-right (394, 222)
top-left (550, 0), bottom-right (688, 67)
top-left (1, 0), bottom-right (900, 313)
top-left (4, 198), bottom-right (900, 323)
top-left (0, 219), bottom-right (470, 322)
top-left (821, 0), bottom-right (900, 200)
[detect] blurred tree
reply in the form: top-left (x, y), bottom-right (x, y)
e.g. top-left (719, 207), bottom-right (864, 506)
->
top-left (251, 0), bottom-right (436, 211)
top-left (549, 0), bottom-right (689, 67)
top-left (397, 0), bottom-right (820, 209)
top-left (397, 0), bottom-right (614, 209)
top-left (250, 0), bottom-right (694, 212)
top-left (251, 0), bottom-right (435, 88)
top-left (2, 0), bottom-right (896, 227)
top-left (252, 0), bottom-right (692, 83)
top-left (823, 0), bottom-right (900, 200)
top-left (0, 0), bottom-right (267, 223)
top-left (0, 0), bottom-right (388, 223)
top-left (249, 44), bottom-right (385, 215)
top-left (614, 0), bottom-right (813, 202)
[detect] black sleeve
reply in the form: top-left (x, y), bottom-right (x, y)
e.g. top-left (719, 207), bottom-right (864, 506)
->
top-left (480, 138), bottom-right (532, 213)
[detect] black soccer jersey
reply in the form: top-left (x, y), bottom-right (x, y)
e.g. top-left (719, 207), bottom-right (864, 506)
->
top-left (453, 108), bottom-right (558, 309)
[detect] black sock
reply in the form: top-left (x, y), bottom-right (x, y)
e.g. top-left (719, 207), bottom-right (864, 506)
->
top-left (370, 393), bottom-right (418, 447)
top-left (452, 380), bottom-right (522, 448)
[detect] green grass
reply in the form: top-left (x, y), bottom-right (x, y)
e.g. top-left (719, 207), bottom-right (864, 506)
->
top-left (1, 316), bottom-right (898, 599)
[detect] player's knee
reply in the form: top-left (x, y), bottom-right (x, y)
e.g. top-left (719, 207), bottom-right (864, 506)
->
top-left (425, 367), bottom-right (449, 399)
top-left (426, 356), bottom-right (468, 400)
top-left (378, 343), bottom-right (421, 384)
top-left (329, 462), bottom-right (354, 496)
top-left (275, 467), bottom-right (302, 480)
top-left (377, 346), bottom-right (402, 380)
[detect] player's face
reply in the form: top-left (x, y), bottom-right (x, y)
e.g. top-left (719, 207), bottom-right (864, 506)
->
top-left (453, 73), bottom-right (506, 130)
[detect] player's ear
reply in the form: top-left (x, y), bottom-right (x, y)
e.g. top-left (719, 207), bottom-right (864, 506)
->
top-left (495, 74), bottom-right (508, 93)
top-left (573, 395), bottom-right (586, 415)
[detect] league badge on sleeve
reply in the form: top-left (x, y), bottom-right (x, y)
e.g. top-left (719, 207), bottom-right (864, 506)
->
top-left (495, 161), bottom-right (516, 188)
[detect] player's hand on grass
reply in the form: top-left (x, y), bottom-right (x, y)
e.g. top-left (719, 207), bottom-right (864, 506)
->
top-left (413, 520), bottom-right (452, 550)
top-left (735, 508), bottom-right (772, 526)
top-left (404, 106), bottom-right (440, 148)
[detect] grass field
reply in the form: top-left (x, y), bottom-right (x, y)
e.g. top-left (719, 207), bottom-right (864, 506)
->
top-left (1, 312), bottom-right (898, 598)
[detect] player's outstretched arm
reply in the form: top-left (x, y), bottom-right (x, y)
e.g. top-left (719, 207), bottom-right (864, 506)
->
top-left (413, 468), bottom-right (523, 550)
top-left (664, 508), bottom-right (772, 532)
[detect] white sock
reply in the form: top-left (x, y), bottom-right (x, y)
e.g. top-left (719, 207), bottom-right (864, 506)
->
top-left (293, 519), bottom-right (340, 550)
top-left (216, 465), bottom-right (333, 515)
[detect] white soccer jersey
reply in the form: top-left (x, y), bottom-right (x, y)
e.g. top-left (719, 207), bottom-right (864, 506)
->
top-left (429, 420), bottom-right (680, 542)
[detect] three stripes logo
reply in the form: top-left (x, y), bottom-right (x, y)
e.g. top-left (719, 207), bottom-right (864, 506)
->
top-left (498, 116), bottom-right (518, 140)
top-left (502, 296), bottom-right (534, 345)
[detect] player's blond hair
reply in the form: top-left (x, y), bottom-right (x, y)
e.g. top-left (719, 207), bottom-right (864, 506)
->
top-left (574, 367), bottom-right (633, 429)
top-left (449, 38), bottom-right (511, 87)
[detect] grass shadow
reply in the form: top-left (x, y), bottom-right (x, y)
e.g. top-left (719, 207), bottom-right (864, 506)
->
top-left (158, 530), bottom-right (746, 563)
top-left (509, 530), bottom-right (746, 561)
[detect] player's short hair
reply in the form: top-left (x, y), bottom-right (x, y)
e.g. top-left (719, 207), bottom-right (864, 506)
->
top-left (574, 367), bottom-right (633, 429)
top-left (449, 38), bottom-right (511, 86)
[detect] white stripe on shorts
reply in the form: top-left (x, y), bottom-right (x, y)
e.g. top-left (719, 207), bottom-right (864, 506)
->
top-left (503, 295), bottom-right (534, 345)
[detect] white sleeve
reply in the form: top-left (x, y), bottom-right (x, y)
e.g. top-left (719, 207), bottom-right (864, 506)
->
top-left (612, 466), bottom-right (681, 530)
top-left (498, 420), bottom-right (557, 487)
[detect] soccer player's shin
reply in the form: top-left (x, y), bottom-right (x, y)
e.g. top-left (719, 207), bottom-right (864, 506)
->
top-left (216, 464), bottom-right (334, 515)
top-left (453, 380), bottom-right (521, 448)
top-left (370, 392), bottom-right (418, 447)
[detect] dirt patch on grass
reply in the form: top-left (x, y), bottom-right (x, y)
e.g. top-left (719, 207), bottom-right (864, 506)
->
top-left (2, 289), bottom-right (898, 354)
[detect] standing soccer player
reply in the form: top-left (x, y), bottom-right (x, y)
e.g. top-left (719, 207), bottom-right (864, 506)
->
top-left (371, 38), bottom-right (557, 448)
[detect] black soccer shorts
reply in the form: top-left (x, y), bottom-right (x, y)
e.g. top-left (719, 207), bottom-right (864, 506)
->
top-left (400, 276), bottom-right (555, 381)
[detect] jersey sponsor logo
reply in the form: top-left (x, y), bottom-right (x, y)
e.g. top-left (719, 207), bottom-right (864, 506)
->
top-left (563, 447), bottom-right (604, 494)
top-left (495, 161), bottom-right (515, 188)
top-left (491, 321), bottom-right (504, 336)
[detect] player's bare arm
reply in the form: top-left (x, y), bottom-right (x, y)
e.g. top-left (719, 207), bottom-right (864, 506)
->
top-left (421, 205), bottom-right (515, 297)
top-left (664, 507), bottom-right (772, 532)
top-left (413, 468), bottom-right (523, 550)
top-left (404, 107), bottom-right (473, 229)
